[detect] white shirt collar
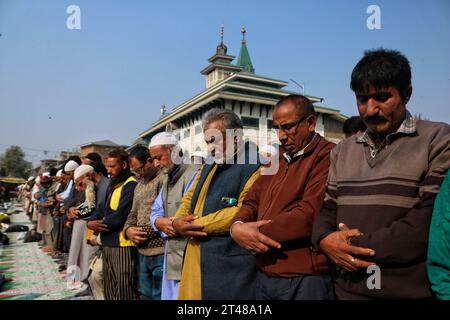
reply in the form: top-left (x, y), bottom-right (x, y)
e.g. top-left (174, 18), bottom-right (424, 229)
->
top-left (283, 133), bottom-right (318, 163)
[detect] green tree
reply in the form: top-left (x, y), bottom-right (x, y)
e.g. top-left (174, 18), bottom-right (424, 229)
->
top-left (0, 146), bottom-right (32, 178)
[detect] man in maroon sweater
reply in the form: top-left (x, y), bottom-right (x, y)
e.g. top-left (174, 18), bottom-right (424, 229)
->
top-left (231, 94), bottom-right (335, 300)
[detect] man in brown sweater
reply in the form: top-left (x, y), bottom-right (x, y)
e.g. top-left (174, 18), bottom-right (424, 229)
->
top-left (312, 49), bottom-right (450, 299)
top-left (231, 94), bottom-right (336, 300)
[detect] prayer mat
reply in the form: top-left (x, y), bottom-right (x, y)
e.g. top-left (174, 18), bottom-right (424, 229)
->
top-left (0, 207), bottom-right (92, 300)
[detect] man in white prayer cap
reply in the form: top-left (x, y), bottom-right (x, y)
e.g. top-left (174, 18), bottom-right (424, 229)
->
top-left (58, 157), bottom-right (84, 273)
top-left (149, 132), bottom-right (199, 300)
top-left (65, 160), bottom-right (80, 174)
top-left (74, 164), bottom-right (94, 184)
top-left (55, 160), bottom-right (80, 203)
top-left (191, 150), bottom-right (207, 165)
top-left (66, 164), bottom-right (98, 290)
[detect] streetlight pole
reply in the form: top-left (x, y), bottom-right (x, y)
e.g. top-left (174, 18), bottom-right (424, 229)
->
top-left (290, 79), bottom-right (305, 96)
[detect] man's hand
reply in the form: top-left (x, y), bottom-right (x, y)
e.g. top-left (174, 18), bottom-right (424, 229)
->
top-left (155, 217), bottom-right (178, 237)
top-left (172, 215), bottom-right (207, 237)
top-left (126, 227), bottom-right (148, 244)
top-left (88, 238), bottom-right (99, 246)
top-left (87, 220), bottom-right (110, 233)
top-left (47, 196), bottom-right (55, 205)
top-left (67, 207), bottom-right (78, 220)
top-left (231, 220), bottom-right (281, 254)
top-left (56, 195), bottom-right (64, 202)
top-left (319, 224), bottom-right (376, 272)
top-left (64, 220), bottom-right (73, 229)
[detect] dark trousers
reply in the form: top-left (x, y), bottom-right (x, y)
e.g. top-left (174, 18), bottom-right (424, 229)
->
top-left (54, 215), bottom-right (65, 252)
top-left (62, 216), bottom-right (72, 253)
top-left (52, 216), bottom-right (60, 244)
top-left (103, 246), bottom-right (139, 300)
top-left (138, 253), bottom-right (164, 300)
top-left (255, 270), bottom-right (335, 300)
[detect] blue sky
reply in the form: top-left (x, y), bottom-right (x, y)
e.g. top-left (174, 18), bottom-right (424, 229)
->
top-left (1, 0), bottom-right (449, 165)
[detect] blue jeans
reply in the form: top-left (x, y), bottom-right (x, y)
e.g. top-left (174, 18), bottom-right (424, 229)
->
top-left (138, 253), bottom-right (164, 300)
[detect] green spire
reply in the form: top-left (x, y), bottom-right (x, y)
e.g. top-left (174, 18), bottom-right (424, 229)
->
top-left (236, 25), bottom-right (255, 73)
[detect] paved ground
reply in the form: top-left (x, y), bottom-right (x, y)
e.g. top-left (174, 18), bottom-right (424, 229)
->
top-left (0, 202), bottom-right (92, 300)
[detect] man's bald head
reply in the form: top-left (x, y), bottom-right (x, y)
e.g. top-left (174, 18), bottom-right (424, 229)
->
top-left (272, 94), bottom-right (318, 155)
top-left (275, 94), bottom-right (315, 118)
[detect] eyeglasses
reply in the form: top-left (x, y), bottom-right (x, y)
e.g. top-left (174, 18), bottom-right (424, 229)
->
top-left (131, 157), bottom-right (153, 175)
top-left (131, 166), bottom-right (144, 175)
top-left (273, 114), bottom-right (311, 134)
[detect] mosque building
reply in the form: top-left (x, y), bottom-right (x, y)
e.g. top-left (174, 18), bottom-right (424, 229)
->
top-left (131, 25), bottom-right (347, 154)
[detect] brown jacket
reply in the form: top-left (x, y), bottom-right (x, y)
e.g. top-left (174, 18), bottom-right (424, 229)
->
top-left (233, 134), bottom-right (334, 277)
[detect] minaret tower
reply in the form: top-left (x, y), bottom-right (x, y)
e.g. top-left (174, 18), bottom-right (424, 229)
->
top-left (200, 23), bottom-right (243, 88)
top-left (236, 25), bottom-right (255, 73)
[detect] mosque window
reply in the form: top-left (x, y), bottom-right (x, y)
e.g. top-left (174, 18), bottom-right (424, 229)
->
top-left (242, 116), bottom-right (259, 129)
top-left (195, 124), bottom-right (202, 135)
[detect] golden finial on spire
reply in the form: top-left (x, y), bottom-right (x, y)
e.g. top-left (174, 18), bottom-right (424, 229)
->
top-left (241, 25), bottom-right (246, 43)
top-left (220, 23), bottom-right (224, 44)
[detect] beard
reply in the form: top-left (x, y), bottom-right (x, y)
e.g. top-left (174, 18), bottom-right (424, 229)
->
top-left (109, 169), bottom-right (132, 189)
top-left (162, 163), bottom-right (176, 175)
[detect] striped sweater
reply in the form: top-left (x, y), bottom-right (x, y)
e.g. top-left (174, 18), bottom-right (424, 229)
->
top-left (312, 115), bottom-right (450, 299)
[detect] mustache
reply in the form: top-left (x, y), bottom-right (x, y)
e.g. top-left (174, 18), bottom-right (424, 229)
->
top-left (364, 115), bottom-right (387, 124)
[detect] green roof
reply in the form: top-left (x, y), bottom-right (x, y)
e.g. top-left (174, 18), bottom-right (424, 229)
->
top-left (237, 41), bottom-right (254, 73)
